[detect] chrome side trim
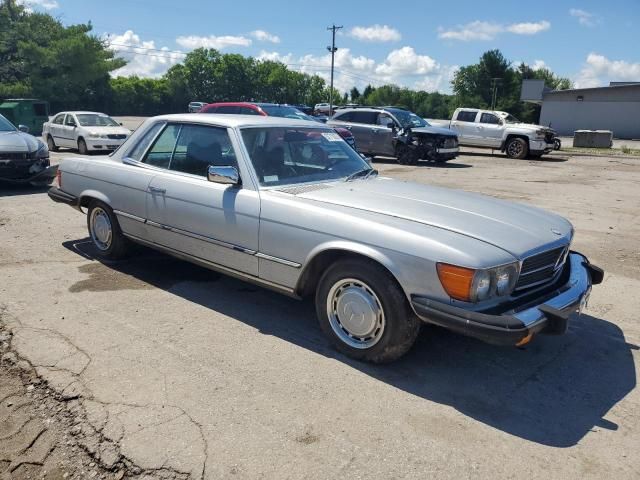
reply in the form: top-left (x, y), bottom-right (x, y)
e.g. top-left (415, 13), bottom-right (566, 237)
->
top-left (122, 232), bottom-right (299, 298)
top-left (146, 220), bottom-right (256, 254)
top-left (113, 210), bottom-right (145, 223)
top-left (255, 252), bottom-right (302, 268)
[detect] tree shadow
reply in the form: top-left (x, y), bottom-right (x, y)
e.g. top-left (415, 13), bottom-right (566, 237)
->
top-left (63, 239), bottom-right (637, 448)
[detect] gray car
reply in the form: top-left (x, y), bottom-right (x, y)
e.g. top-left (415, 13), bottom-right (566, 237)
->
top-left (0, 114), bottom-right (56, 185)
top-left (48, 114), bottom-right (602, 363)
top-left (328, 107), bottom-right (459, 164)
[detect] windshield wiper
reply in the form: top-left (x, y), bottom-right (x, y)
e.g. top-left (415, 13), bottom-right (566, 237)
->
top-left (345, 168), bottom-right (378, 182)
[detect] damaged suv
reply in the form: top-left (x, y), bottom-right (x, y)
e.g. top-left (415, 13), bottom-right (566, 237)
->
top-left (0, 114), bottom-right (56, 185)
top-left (328, 106), bottom-right (459, 164)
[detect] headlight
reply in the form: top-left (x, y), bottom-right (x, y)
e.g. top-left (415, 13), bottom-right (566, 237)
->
top-left (437, 262), bottom-right (519, 302)
top-left (36, 141), bottom-right (49, 158)
top-left (535, 129), bottom-right (546, 139)
top-left (88, 132), bottom-right (108, 138)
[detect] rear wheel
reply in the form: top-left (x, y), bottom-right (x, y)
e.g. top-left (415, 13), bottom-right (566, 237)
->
top-left (315, 258), bottom-right (421, 363)
top-left (396, 145), bottom-right (418, 165)
top-left (78, 138), bottom-right (89, 155)
top-left (46, 135), bottom-right (58, 152)
top-left (86, 201), bottom-right (129, 259)
top-left (505, 138), bottom-right (528, 159)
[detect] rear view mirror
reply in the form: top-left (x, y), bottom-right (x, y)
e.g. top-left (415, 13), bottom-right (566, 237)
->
top-left (18, 124), bottom-right (29, 133)
top-left (207, 165), bottom-right (240, 185)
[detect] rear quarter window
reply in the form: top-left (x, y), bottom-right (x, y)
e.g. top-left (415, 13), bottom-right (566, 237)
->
top-left (350, 111), bottom-right (378, 124)
top-left (456, 111), bottom-right (478, 122)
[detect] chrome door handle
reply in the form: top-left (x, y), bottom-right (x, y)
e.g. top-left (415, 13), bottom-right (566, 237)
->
top-left (149, 186), bottom-right (166, 194)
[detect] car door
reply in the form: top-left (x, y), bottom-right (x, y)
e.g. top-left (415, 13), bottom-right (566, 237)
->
top-left (60, 114), bottom-right (78, 148)
top-left (476, 113), bottom-right (504, 148)
top-left (333, 111), bottom-right (377, 154)
top-left (48, 114), bottom-right (66, 144)
top-left (143, 122), bottom-right (260, 276)
top-left (372, 112), bottom-right (397, 156)
top-left (450, 110), bottom-right (479, 145)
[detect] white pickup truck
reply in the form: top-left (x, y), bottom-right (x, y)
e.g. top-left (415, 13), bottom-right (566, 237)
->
top-left (430, 108), bottom-right (557, 159)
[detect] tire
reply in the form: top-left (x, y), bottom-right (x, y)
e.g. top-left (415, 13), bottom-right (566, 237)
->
top-left (396, 145), bottom-right (418, 165)
top-left (86, 200), bottom-right (129, 260)
top-left (78, 138), bottom-right (89, 155)
top-left (46, 135), bottom-right (58, 152)
top-left (505, 137), bottom-right (528, 159)
top-left (553, 138), bottom-right (561, 150)
top-left (315, 258), bottom-right (421, 363)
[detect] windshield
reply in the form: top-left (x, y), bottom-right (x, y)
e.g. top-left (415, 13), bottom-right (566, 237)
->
top-left (393, 110), bottom-right (430, 128)
top-left (76, 114), bottom-right (119, 127)
top-left (0, 115), bottom-right (17, 132)
top-left (503, 114), bottom-right (521, 124)
top-left (260, 105), bottom-right (317, 122)
top-left (241, 127), bottom-right (371, 187)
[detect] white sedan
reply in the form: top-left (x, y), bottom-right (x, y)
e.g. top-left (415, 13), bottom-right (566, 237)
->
top-left (42, 111), bottom-right (131, 154)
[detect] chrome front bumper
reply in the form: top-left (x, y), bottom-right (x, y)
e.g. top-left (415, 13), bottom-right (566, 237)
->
top-left (411, 253), bottom-right (603, 345)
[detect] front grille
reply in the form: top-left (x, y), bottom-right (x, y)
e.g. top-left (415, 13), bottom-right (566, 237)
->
top-left (0, 152), bottom-right (28, 161)
top-left (515, 246), bottom-right (567, 291)
top-left (107, 134), bottom-right (127, 140)
top-left (544, 132), bottom-right (555, 143)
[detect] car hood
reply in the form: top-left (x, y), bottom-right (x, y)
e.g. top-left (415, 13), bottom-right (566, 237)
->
top-left (0, 130), bottom-right (40, 152)
top-left (411, 126), bottom-right (457, 137)
top-left (294, 178), bottom-right (572, 258)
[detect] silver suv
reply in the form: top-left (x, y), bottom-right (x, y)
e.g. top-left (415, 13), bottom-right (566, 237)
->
top-left (328, 107), bottom-right (459, 164)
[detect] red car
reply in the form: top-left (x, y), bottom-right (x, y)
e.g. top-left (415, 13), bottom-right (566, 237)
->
top-left (200, 102), bottom-right (357, 150)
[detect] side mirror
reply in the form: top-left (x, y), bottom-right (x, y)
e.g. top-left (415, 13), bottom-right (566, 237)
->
top-left (18, 124), bottom-right (29, 133)
top-left (386, 121), bottom-right (395, 130)
top-left (207, 165), bottom-right (240, 185)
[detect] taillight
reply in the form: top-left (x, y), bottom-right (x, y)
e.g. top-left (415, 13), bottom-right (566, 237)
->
top-left (55, 169), bottom-right (62, 189)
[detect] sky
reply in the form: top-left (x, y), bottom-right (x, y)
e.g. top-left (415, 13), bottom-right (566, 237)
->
top-left (18, 0), bottom-right (640, 94)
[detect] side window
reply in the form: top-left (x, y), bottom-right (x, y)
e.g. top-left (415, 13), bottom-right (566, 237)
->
top-left (351, 111), bottom-right (377, 124)
top-left (169, 124), bottom-right (238, 177)
top-left (216, 105), bottom-right (239, 114)
top-left (480, 113), bottom-right (501, 125)
top-left (64, 114), bottom-right (77, 126)
top-left (53, 114), bottom-right (65, 125)
top-left (142, 124), bottom-right (181, 168)
top-left (127, 122), bottom-right (165, 161)
top-left (240, 107), bottom-right (260, 115)
top-left (376, 113), bottom-right (394, 127)
top-left (456, 111), bottom-right (478, 122)
top-left (334, 111), bottom-right (353, 122)
top-left (200, 105), bottom-right (216, 114)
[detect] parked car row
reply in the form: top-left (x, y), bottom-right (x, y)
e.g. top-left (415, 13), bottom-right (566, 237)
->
top-left (47, 113), bottom-right (603, 362)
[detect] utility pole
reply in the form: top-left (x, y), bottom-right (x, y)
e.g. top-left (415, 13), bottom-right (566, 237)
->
top-left (490, 78), bottom-right (502, 110)
top-left (327, 24), bottom-right (343, 116)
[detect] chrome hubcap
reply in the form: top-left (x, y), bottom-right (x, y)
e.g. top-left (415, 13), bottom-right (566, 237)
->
top-left (327, 278), bottom-right (385, 349)
top-left (90, 207), bottom-right (112, 251)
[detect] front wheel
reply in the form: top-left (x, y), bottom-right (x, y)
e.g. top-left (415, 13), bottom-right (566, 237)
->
top-left (78, 138), bottom-right (89, 155)
top-left (505, 138), bottom-right (528, 159)
top-left (315, 259), bottom-right (421, 363)
top-left (396, 145), bottom-right (418, 165)
top-left (86, 201), bottom-right (130, 259)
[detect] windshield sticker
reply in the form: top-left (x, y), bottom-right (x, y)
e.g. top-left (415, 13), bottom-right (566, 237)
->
top-left (264, 175), bottom-right (279, 182)
top-left (322, 132), bottom-right (342, 142)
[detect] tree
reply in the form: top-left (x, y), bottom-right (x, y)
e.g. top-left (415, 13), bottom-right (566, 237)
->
top-left (350, 87), bottom-right (360, 102)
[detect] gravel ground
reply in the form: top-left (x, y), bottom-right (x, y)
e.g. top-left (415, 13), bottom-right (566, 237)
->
top-left (1, 148), bottom-right (639, 479)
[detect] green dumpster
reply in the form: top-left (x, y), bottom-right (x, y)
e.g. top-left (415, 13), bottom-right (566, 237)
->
top-left (0, 99), bottom-right (50, 136)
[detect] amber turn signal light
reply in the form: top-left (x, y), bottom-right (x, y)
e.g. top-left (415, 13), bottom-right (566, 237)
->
top-left (436, 263), bottom-right (475, 302)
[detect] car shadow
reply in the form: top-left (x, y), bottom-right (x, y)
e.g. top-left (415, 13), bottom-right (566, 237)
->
top-left (0, 183), bottom-right (51, 197)
top-left (460, 150), bottom-right (570, 163)
top-left (63, 239), bottom-right (637, 448)
top-left (371, 157), bottom-right (472, 168)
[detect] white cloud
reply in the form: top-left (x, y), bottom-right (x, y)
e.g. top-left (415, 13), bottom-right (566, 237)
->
top-left (506, 20), bottom-right (551, 35)
top-left (16, 0), bottom-right (59, 11)
top-left (175, 35), bottom-right (252, 50)
top-left (349, 25), bottom-right (401, 42)
top-left (250, 30), bottom-right (280, 44)
top-left (570, 8), bottom-right (597, 27)
top-left (106, 30), bottom-right (183, 78)
top-left (438, 20), bottom-right (550, 41)
top-left (532, 59), bottom-right (548, 70)
top-left (257, 46), bottom-right (453, 93)
top-left (574, 53), bottom-right (640, 88)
